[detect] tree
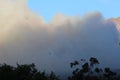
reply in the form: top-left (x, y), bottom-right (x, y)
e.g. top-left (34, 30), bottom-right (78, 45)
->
top-left (48, 71), bottom-right (60, 80)
top-left (68, 57), bottom-right (117, 80)
top-left (0, 63), bottom-right (15, 80)
top-left (0, 63), bottom-right (60, 80)
top-left (15, 63), bottom-right (37, 80)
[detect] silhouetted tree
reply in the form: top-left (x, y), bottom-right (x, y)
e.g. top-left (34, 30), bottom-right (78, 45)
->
top-left (0, 63), bottom-right (60, 80)
top-left (69, 57), bottom-right (117, 80)
top-left (0, 63), bottom-right (15, 80)
top-left (48, 71), bottom-right (60, 80)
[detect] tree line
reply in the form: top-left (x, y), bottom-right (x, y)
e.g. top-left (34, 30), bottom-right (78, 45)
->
top-left (0, 57), bottom-right (120, 80)
top-left (68, 57), bottom-right (120, 80)
top-left (0, 63), bottom-right (59, 80)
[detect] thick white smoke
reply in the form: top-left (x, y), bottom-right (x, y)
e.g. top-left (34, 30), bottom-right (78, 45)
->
top-left (0, 0), bottom-right (120, 77)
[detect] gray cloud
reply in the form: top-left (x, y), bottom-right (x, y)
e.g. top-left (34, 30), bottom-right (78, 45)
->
top-left (0, 0), bottom-right (120, 78)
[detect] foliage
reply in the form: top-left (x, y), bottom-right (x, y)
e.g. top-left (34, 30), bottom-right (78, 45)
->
top-left (68, 57), bottom-right (117, 80)
top-left (0, 63), bottom-right (59, 80)
top-left (0, 57), bottom-right (120, 80)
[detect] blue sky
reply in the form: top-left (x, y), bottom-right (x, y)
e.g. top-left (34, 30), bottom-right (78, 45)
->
top-left (28, 0), bottom-right (120, 22)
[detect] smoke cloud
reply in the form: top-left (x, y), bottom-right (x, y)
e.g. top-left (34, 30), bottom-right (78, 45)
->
top-left (0, 0), bottom-right (120, 77)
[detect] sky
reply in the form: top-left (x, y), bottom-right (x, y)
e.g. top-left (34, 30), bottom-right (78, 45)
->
top-left (28, 0), bottom-right (120, 22)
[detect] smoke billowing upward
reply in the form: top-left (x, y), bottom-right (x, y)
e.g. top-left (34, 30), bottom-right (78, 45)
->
top-left (0, 0), bottom-right (120, 77)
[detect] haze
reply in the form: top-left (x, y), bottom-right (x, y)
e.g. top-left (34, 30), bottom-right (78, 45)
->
top-left (0, 0), bottom-right (120, 78)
